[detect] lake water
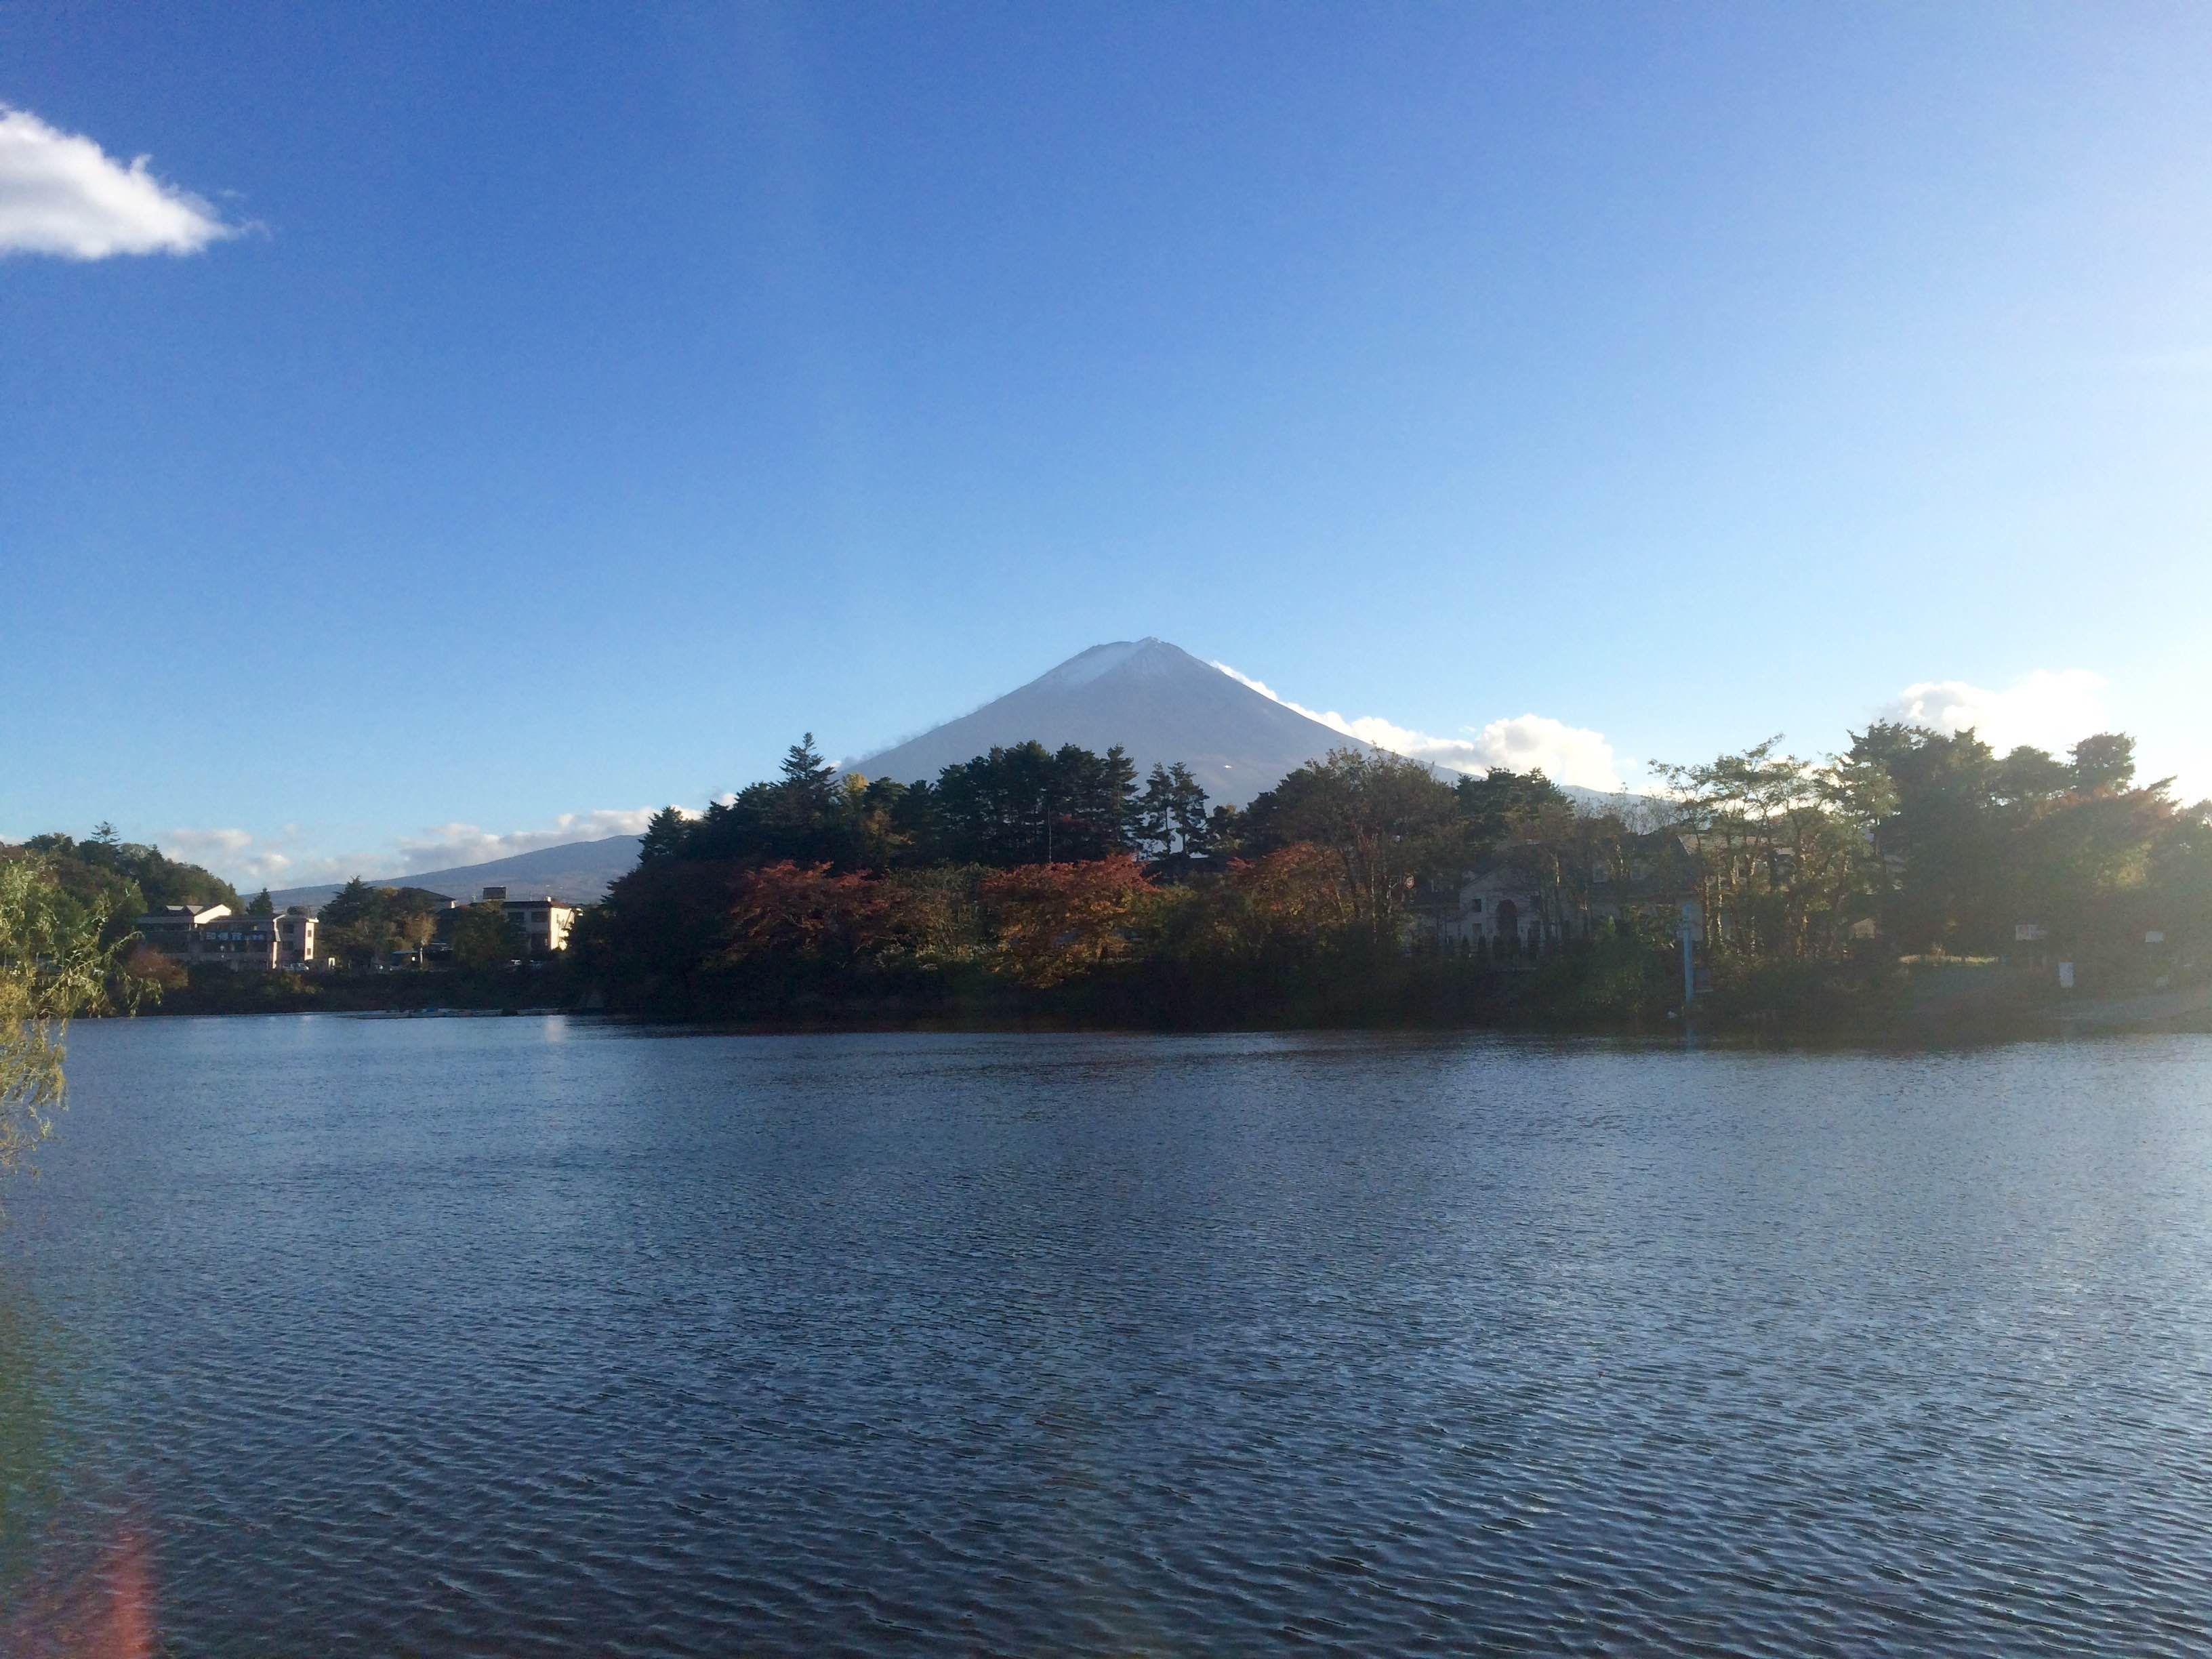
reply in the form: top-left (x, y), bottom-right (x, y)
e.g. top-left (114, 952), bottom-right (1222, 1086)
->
top-left (4, 1017), bottom-right (2211, 1655)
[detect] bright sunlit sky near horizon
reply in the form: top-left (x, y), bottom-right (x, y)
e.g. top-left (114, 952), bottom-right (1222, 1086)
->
top-left (5, 2), bottom-right (2209, 888)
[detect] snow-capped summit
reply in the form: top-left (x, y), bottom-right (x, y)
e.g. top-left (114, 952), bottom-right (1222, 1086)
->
top-left (851, 638), bottom-right (1376, 807)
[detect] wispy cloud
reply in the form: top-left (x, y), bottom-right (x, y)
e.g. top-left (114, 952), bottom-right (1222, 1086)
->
top-left (165, 825), bottom-right (331, 888)
top-left (1212, 663), bottom-right (1625, 791)
top-left (165, 826), bottom-right (254, 859)
top-left (161, 808), bottom-right (659, 890)
top-left (392, 810), bottom-right (660, 873)
top-left (0, 104), bottom-right (237, 259)
top-left (1879, 669), bottom-right (2108, 756)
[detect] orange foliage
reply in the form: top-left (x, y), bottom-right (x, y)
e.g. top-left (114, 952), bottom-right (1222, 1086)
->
top-left (1229, 843), bottom-right (1357, 946)
top-left (122, 943), bottom-right (187, 994)
top-left (981, 855), bottom-right (1157, 987)
top-left (720, 861), bottom-right (890, 968)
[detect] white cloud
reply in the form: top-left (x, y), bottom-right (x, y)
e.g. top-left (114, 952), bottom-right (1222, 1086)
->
top-left (165, 826), bottom-right (298, 886)
top-left (1212, 663), bottom-right (1625, 791)
top-left (1463, 714), bottom-right (1624, 789)
top-left (152, 808), bottom-right (659, 890)
top-left (0, 104), bottom-right (236, 259)
top-left (166, 826), bottom-right (253, 857)
top-left (392, 809), bottom-right (660, 874)
top-left (1879, 669), bottom-right (2108, 756)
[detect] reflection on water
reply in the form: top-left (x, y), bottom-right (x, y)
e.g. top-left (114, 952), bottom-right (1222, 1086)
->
top-left (0, 1275), bottom-right (76, 1561)
top-left (0, 1277), bottom-right (150, 1659)
top-left (3, 1016), bottom-right (2212, 1656)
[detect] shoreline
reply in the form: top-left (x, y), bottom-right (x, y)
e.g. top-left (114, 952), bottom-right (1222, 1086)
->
top-left (112, 971), bottom-right (2210, 1046)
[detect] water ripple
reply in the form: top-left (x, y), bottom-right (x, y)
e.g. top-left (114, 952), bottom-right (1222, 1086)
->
top-left (1, 1021), bottom-right (2210, 1655)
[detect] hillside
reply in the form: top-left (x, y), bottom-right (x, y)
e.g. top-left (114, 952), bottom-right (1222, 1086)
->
top-left (268, 833), bottom-right (642, 912)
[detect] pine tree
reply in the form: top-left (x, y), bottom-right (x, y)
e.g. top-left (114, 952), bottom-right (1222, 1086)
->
top-left (1167, 763), bottom-right (1212, 858)
top-left (1136, 764), bottom-right (1175, 862)
top-left (779, 734), bottom-right (837, 813)
top-left (638, 806), bottom-right (691, 864)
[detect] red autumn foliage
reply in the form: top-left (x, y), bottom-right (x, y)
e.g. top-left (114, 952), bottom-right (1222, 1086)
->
top-left (1226, 843), bottom-right (1358, 949)
top-left (981, 855), bottom-right (1157, 987)
top-left (720, 861), bottom-right (892, 969)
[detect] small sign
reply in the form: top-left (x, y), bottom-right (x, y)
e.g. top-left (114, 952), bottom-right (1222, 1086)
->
top-left (2145, 930), bottom-right (2167, 945)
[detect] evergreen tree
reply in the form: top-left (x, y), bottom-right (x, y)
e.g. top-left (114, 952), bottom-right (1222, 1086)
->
top-left (2071, 733), bottom-right (2137, 794)
top-left (1135, 764), bottom-right (1176, 862)
top-left (779, 734), bottom-right (838, 815)
top-left (638, 806), bottom-right (691, 865)
top-left (1166, 763), bottom-right (1212, 858)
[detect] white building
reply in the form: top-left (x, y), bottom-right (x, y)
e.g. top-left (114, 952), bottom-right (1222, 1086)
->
top-left (480, 886), bottom-right (578, 956)
top-left (137, 904), bottom-right (318, 970)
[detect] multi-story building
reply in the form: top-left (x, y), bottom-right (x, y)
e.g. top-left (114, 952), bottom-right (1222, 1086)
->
top-left (136, 903), bottom-right (236, 958)
top-left (276, 907), bottom-right (318, 965)
top-left (1408, 830), bottom-right (1702, 957)
top-left (480, 886), bottom-right (577, 956)
top-left (136, 904), bottom-right (319, 970)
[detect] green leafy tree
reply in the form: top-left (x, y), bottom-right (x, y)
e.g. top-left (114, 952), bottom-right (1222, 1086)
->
top-left (1654, 737), bottom-right (1886, 960)
top-left (2071, 733), bottom-right (2137, 794)
top-left (23, 832), bottom-right (241, 918)
top-left (2, 858), bottom-right (148, 1198)
top-left (1992, 746), bottom-right (2075, 813)
top-left (1455, 768), bottom-right (1571, 851)
top-left (451, 901), bottom-right (527, 969)
top-left (392, 909), bottom-right (438, 966)
top-left (1843, 722), bottom-right (2003, 952)
top-left (1243, 749), bottom-right (1462, 945)
top-left (319, 877), bottom-right (392, 967)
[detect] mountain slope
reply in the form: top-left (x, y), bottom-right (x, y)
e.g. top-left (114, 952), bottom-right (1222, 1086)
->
top-left (267, 833), bottom-right (642, 912)
top-left (851, 638), bottom-right (1377, 808)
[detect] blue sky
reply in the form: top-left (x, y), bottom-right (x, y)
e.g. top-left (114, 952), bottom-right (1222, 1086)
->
top-left (5, 2), bottom-right (2209, 886)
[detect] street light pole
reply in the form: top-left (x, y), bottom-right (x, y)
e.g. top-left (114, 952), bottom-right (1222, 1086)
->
top-left (1679, 899), bottom-right (1702, 1008)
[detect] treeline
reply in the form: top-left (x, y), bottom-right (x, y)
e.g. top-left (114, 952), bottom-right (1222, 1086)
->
top-left (10, 717), bottom-right (2205, 1033)
top-left (639, 739), bottom-right (1238, 872)
top-left (575, 723), bottom-right (2212, 1029)
top-left (14, 827), bottom-right (243, 930)
top-left (577, 735), bottom-right (1639, 1023)
top-left (0, 830), bottom-right (253, 1017)
top-left (1660, 726), bottom-right (2211, 967)
top-left (315, 878), bottom-right (528, 970)
top-left (1, 827), bottom-right (250, 999)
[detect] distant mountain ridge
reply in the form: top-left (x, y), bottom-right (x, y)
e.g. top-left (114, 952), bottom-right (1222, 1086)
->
top-left (851, 637), bottom-right (1379, 809)
top-left (267, 834), bottom-right (642, 913)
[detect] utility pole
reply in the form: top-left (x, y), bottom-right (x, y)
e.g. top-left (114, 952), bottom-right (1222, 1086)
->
top-left (1679, 899), bottom-right (1702, 1008)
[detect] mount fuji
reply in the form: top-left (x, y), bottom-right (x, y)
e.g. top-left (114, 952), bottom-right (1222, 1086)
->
top-left (851, 638), bottom-right (1376, 808)
top-left (272, 640), bottom-right (1387, 909)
